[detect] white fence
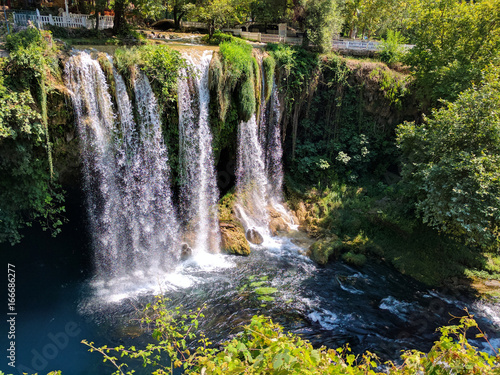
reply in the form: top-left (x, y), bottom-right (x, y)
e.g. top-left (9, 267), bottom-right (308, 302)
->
top-left (13, 11), bottom-right (113, 30)
top-left (181, 20), bottom-right (206, 29)
top-left (332, 39), bottom-right (414, 52)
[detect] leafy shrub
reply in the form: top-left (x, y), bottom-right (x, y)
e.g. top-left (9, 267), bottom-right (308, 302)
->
top-left (114, 45), bottom-right (185, 106)
top-left (5, 26), bottom-right (45, 51)
top-left (201, 30), bottom-right (234, 45)
top-left (369, 67), bottom-right (409, 109)
top-left (262, 55), bottom-right (276, 101)
top-left (397, 66), bottom-right (500, 251)
top-left (85, 297), bottom-right (499, 375)
top-left (0, 28), bottom-right (65, 245)
top-left (379, 30), bottom-right (408, 65)
top-left (215, 39), bottom-right (255, 122)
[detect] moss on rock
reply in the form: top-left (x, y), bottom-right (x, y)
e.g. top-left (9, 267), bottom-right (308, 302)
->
top-left (220, 222), bottom-right (250, 256)
top-left (307, 236), bottom-right (342, 265)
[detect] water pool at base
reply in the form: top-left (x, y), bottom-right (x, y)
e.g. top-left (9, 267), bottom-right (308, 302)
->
top-left (2, 209), bottom-right (499, 374)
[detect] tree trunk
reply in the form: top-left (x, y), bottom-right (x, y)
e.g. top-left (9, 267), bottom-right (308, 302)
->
top-left (112, 0), bottom-right (126, 35)
top-left (208, 22), bottom-right (215, 39)
top-left (173, 8), bottom-right (186, 30)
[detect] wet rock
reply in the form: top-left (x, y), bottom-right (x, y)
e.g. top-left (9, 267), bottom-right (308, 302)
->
top-left (181, 243), bottom-right (192, 261)
top-left (269, 217), bottom-right (289, 236)
top-left (295, 202), bottom-right (308, 224)
top-left (220, 222), bottom-right (250, 256)
top-left (246, 228), bottom-right (264, 245)
top-left (485, 280), bottom-right (500, 288)
top-left (307, 235), bottom-right (342, 265)
top-left (268, 206), bottom-right (281, 218)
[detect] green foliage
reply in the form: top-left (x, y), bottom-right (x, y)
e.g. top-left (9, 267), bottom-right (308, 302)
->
top-left (250, 0), bottom-right (291, 23)
top-left (5, 26), bottom-right (45, 51)
top-left (302, 0), bottom-right (343, 53)
top-left (369, 67), bottom-right (409, 109)
top-left (342, 0), bottom-right (402, 39)
top-left (189, 0), bottom-right (250, 38)
top-left (267, 43), bottom-right (320, 162)
top-left (289, 180), bottom-right (485, 285)
top-left (404, 0), bottom-right (500, 106)
top-left (201, 30), bottom-right (234, 45)
top-left (86, 297), bottom-right (500, 374)
top-left (83, 295), bottom-right (209, 374)
top-left (0, 28), bottom-right (65, 245)
top-left (386, 314), bottom-right (500, 374)
top-left (397, 66), bottom-right (500, 251)
top-left (262, 55), bottom-right (276, 101)
top-left (209, 38), bottom-right (254, 153)
top-left (210, 38), bottom-right (255, 152)
top-left (115, 44), bottom-right (185, 106)
top-left (379, 30), bottom-right (408, 65)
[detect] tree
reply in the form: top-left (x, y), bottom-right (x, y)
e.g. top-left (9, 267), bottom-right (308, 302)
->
top-left (189, 0), bottom-right (251, 39)
top-left (1, 28), bottom-right (65, 245)
top-left (404, 0), bottom-right (500, 107)
top-left (302, 0), bottom-right (343, 53)
top-left (397, 66), bottom-right (500, 251)
top-left (342, 0), bottom-right (401, 39)
top-left (165, 0), bottom-right (196, 29)
top-left (249, 0), bottom-right (292, 24)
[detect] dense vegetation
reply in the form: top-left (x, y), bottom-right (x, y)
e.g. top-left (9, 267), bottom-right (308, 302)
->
top-left (0, 28), bottom-right (65, 245)
top-left (2, 0), bottom-right (500, 372)
top-left (83, 296), bottom-right (499, 374)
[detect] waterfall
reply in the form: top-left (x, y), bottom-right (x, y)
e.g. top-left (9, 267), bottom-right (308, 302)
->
top-left (235, 114), bottom-right (270, 232)
top-left (235, 61), bottom-right (287, 235)
top-left (177, 51), bottom-right (221, 254)
top-left (65, 52), bottom-right (179, 278)
top-left (265, 83), bottom-right (284, 203)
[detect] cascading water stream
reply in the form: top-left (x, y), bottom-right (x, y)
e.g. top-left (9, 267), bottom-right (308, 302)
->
top-left (131, 67), bottom-right (180, 266)
top-left (65, 52), bottom-right (123, 276)
top-left (235, 114), bottom-right (271, 233)
top-left (65, 52), bottom-right (180, 278)
top-left (265, 83), bottom-right (284, 204)
top-left (177, 51), bottom-right (221, 254)
top-left (236, 64), bottom-right (291, 236)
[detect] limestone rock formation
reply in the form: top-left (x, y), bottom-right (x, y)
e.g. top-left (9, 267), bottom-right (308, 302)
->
top-left (246, 228), bottom-right (264, 245)
top-left (220, 222), bottom-right (251, 256)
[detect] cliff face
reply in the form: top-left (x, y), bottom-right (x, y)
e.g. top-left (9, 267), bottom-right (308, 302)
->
top-left (48, 87), bottom-right (81, 186)
top-left (49, 50), bottom-right (418, 190)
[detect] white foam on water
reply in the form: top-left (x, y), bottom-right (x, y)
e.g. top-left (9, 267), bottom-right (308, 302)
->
top-left (379, 296), bottom-right (415, 319)
top-left (308, 308), bottom-right (339, 330)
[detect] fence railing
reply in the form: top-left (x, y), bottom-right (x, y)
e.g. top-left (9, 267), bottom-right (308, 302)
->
top-left (13, 11), bottom-right (113, 30)
top-left (180, 20), bottom-right (206, 29)
top-left (332, 39), bottom-right (414, 52)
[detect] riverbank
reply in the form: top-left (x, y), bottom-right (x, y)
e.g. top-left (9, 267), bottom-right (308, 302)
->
top-left (285, 180), bottom-right (500, 302)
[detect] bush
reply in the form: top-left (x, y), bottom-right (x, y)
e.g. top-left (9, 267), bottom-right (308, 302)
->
top-left (84, 297), bottom-right (500, 374)
top-left (201, 30), bottom-right (234, 45)
top-left (397, 66), bottom-right (500, 251)
top-left (379, 30), bottom-right (408, 65)
top-left (0, 28), bottom-right (65, 245)
top-left (5, 26), bottom-right (45, 51)
top-left (214, 39), bottom-right (256, 122)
